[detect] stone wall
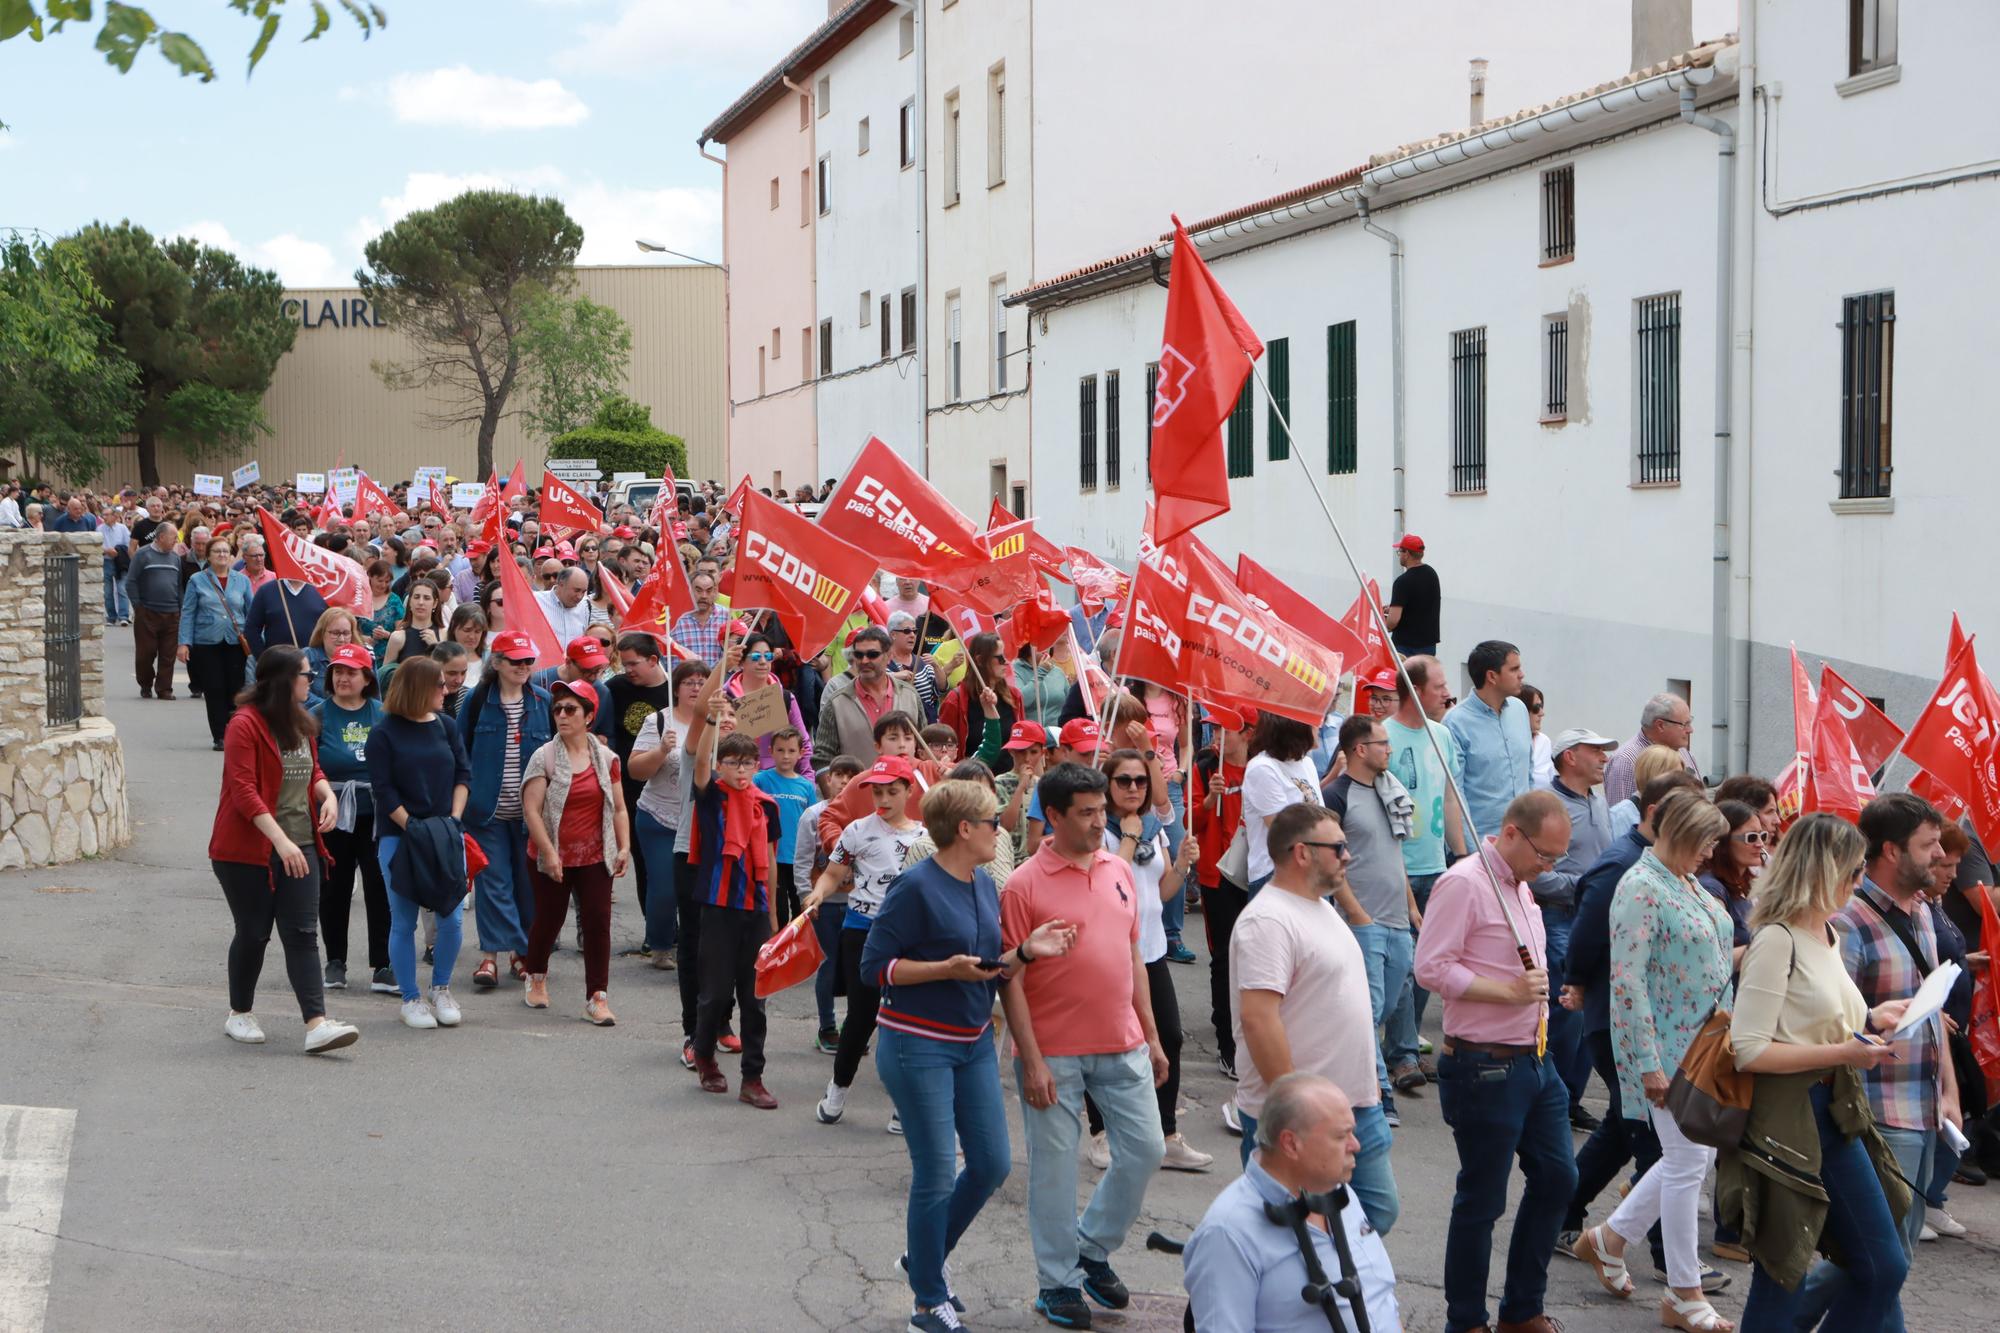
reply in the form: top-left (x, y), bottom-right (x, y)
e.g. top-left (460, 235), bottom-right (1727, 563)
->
top-left (0, 531), bottom-right (128, 870)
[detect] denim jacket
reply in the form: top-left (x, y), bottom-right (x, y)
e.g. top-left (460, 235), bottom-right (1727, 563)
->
top-left (460, 678), bottom-right (553, 826)
top-left (178, 568), bottom-right (254, 647)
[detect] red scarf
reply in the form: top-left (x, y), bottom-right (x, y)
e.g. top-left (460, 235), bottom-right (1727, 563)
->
top-left (692, 780), bottom-right (772, 901)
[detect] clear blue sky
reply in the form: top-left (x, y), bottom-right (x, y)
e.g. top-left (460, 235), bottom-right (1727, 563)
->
top-left (0, 0), bottom-right (825, 284)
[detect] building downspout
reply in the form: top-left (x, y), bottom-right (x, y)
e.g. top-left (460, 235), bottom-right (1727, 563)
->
top-left (1353, 193), bottom-right (1407, 539)
top-left (1680, 82), bottom-right (1736, 776)
top-left (698, 137), bottom-right (735, 482)
top-left (782, 73), bottom-right (818, 486)
top-left (1727, 17), bottom-right (1755, 777)
top-left (891, 0), bottom-right (929, 476)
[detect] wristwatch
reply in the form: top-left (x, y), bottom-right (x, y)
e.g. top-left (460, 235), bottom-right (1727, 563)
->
top-left (1016, 940), bottom-right (1035, 965)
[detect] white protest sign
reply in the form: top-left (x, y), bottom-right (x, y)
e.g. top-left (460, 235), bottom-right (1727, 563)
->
top-left (328, 467), bottom-right (359, 505)
top-left (231, 461), bottom-right (261, 488)
top-left (295, 472), bottom-right (327, 494)
top-left (192, 474), bottom-right (224, 496)
top-left (451, 482), bottom-right (487, 508)
top-left (414, 466), bottom-right (447, 488)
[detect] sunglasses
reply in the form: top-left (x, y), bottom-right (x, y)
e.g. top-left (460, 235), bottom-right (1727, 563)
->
top-left (1299, 840), bottom-right (1351, 858)
top-left (551, 703), bottom-right (587, 717)
top-left (967, 815), bottom-right (1003, 830)
top-left (1733, 831), bottom-right (1772, 846)
top-left (850, 649), bottom-right (883, 661)
top-left (746, 651), bottom-right (775, 662)
top-left (1110, 773), bottom-right (1149, 788)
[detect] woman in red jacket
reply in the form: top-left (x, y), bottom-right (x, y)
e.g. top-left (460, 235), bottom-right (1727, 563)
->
top-left (210, 645), bottom-right (359, 1055)
top-left (936, 633), bottom-right (1022, 775)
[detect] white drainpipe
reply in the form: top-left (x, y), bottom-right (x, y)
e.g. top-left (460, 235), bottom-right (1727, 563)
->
top-left (1353, 193), bottom-right (1405, 541)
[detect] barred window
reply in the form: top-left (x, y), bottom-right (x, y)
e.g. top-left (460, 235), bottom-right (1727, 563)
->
top-left (1542, 314), bottom-right (1568, 422)
top-left (1326, 321), bottom-right (1357, 474)
top-left (1450, 327), bottom-right (1486, 493)
top-left (1079, 375), bottom-right (1099, 492)
top-left (1635, 294), bottom-right (1681, 484)
top-left (1265, 337), bottom-right (1290, 461)
top-left (1225, 379), bottom-right (1254, 478)
top-left (1105, 370), bottom-right (1121, 490)
top-left (1839, 291), bottom-right (1895, 499)
top-left (1541, 165), bottom-right (1575, 262)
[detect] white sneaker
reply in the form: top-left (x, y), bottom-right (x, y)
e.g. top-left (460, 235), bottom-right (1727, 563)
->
top-left (304, 1019), bottom-right (359, 1054)
top-left (400, 999), bottom-right (438, 1030)
top-left (1161, 1132), bottom-right (1215, 1172)
top-left (429, 985), bottom-right (461, 1026)
top-left (224, 1012), bottom-right (266, 1044)
top-left (1086, 1130), bottom-right (1111, 1170)
top-left (1221, 1099), bottom-right (1243, 1137)
top-left (1929, 1209), bottom-right (1967, 1239)
top-left (887, 1111), bottom-right (903, 1136)
top-left (816, 1079), bottom-right (847, 1124)
top-left (1919, 1222), bottom-right (1939, 1242)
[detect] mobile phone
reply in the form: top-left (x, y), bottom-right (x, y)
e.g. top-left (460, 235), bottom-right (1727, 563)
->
top-left (976, 957), bottom-right (1007, 971)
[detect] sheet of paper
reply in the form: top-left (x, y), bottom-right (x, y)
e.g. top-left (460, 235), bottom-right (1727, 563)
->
top-left (1891, 959), bottom-right (1961, 1036)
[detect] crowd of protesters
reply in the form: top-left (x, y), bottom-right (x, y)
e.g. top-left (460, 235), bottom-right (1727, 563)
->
top-left (18, 467), bottom-right (1985, 1332)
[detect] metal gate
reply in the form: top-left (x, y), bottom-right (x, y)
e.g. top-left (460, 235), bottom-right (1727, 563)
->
top-left (44, 551), bottom-right (81, 728)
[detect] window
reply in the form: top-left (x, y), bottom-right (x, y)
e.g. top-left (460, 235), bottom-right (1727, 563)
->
top-left (771, 326), bottom-right (781, 360)
top-left (1145, 361), bottom-right (1158, 482)
top-left (859, 291), bottom-right (871, 326)
top-left (898, 10), bottom-right (914, 56)
top-left (1541, 164), bottom-right (1575, 263)
top-left (1326, 321), bottom-right (1357, 474)
top-left (815, 75), bottom-right (830, 118)
top-left (1225, 378), bottom-right (1254, 478)
top-left (858, 117), bottom-right (870, 155)
top-left (800, 326), bottom-right (812, 383)
top-left (944, 91), bottom-right (961, 205)
top-left (1079, 376), bottom-right (1099, 492)
top-left (798, 92), bottom-right (809, 131)
top-left (1011, 482), bottom-right (1026, 516)
top-left (818, 318), bottom-right (833, 378)
top-left (800, 168), bottom-right (809, 227)
top-left (757, 345), bottom-right (767, 396)
top-left (946, 293), bottom-right (963, 400)
top-left (880, 295), bottom-right (892, 360)
top-left (1105, 370), bottom-right (1122, 490)
top-left (768, 177), bottom-right (780, 210)
top-left (1635, 293), bottom-right (1681, 484)
top-left (1850, 0), bottom-right (1897, 76)
top-left (1450, 327), bottom-right (1487, 493)
top-left (1839, 290), bottom-right (1895, 499)
top-left (816, 155), bottom-right (831, 216)
top-left (1265, 337), bottom-right (1290, 460)
top-left (899, 99), bottom-right (915, 169)
top-left (987, 63), bottom-right (1006, 187)
top-left (900, 287), bottom-right (916, 352)
top-left (1541, 314), bottom-right (1568, 422)
top-left (990, 277), bottom-right (1008, 392)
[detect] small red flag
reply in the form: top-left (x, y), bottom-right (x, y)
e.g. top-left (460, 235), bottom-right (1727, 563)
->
top-left (1802, 679), bottom-right (1875, 823)
top-left (1148, 214), bottom-right (1263, 545)
top-left (1000, 589), bottom-right (1073, 662)
top-left (539, 469), bottom-right (604, 537)
top-left (1818, 663), bottom-right (1904, 774)
top-left (1064, 545), bottom-right (1130, 614)
top-left (351, 471), bottom-right (392, 524)
top-left (725, 485), bottom-right (876, 659)
top-left (473, 474), bottom-right (505, 547)
top-left (501, 460), bottom-right (527, 503)
top-left (1902, 636), bottom-right (2000, 852)
top-left (257, 507), bottom-right (369, 618)
top-left (650, 467), bottom-right (681, 535)
top-left (928, 586), bottom-right (997, 643)
top-left (819, 437), bottom-right (989, 583)
top-left (1337, 580), bottom-right (1398, 683)
top-left (494, 539), bottom-right (565, 668)
top-left (1971, 883), bottom-right (2000, 1089)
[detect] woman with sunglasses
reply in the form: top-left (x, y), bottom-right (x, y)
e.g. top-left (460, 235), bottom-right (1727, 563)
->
top-left (937, 633), bottom-right (1021, 775)
top-left (723, 632), bottom-right (815, 776)
top-left (460, 629), bottom-right (552, 992)
top-left (311, 642), bottom-right (392, 995)
top-left (520, 679), bottom-right (631, 1024)
top-left (478, 578), bottom-right (507, 635)
top-left (1699, 800), bottom-right (1766, 971)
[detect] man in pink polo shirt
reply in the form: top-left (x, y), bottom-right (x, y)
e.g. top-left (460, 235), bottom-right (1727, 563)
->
top-left (1414, 788), bottom-right (1575, 1333)
top-left (1001, 762), bottom-right (1169, 1330)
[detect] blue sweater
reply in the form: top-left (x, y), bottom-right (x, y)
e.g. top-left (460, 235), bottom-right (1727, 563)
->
top-left (247, 580), bottom-right (330, 657)
top-left (365, 713), bottom-right (469, 832)
top-left (861, 856), bottom-right (1005, 1044)
top-left (1564, 828), bottom-right (1651, 1036)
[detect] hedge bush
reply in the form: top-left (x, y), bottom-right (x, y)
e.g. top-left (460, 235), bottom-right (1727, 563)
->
top-left (547, 396), bottom-right (686, 478)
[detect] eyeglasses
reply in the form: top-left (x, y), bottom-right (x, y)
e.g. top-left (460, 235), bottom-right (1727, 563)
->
top-left (746, 651), bottom-right (775, 662)
top-left (967, 816), bottom-right (1004, 831)
top-left (850, 649), bottom-right (883, 661)
top-left (892, 626), bottom-right (916, 634)
top-left (1525, 836), bottom-right (1567, 867)
top-left (1732, 831), bottom-right (1772, 846)
top-left (1110, 773), bottom-right (1149, 788)
top-left (1299, 840), bottom-right (1351, 859)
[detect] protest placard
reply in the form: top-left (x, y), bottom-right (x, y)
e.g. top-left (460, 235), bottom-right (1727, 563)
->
top-left (231, 461), bottom-right (261, 488)
top-left (193, 474), bottom-right (223, 497)
top-left (733, 683), bottom-right (790, 738)
top-left (295, 472), bottom-right (326, 494)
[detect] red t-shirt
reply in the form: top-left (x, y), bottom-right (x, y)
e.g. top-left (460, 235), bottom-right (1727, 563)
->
top-left (557, 756), bottom-right (620, 866)
top-left (1191, 759), bottom-right (1245, 889)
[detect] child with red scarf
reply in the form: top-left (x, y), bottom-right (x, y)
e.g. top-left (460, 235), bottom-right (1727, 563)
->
top-left (687, 728), bottom-right (782, 1108)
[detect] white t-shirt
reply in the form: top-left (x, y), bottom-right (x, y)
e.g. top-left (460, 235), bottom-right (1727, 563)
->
top-left (831, 813), bottom-right (926, 916)
top-left (1242, 753), bottom-right (1324, 882)
top-left (1229, 883), bottom-right (1377, 1118)
top-left (630, 709), bottom-right (686, 827)
top-left (1106, 825), bottom-right (1172, 964)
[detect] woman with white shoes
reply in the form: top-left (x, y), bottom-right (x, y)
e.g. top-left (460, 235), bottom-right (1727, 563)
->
top-left (208, 645), bottom-right (360, 1055)
top-left (367, 655), bottom-right (473, 1030)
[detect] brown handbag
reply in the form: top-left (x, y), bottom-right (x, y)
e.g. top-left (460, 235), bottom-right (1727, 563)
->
top-left (1666, 994), bottom-right (1753, 1149)
top-left (210, 571), bottom-right (252, 658)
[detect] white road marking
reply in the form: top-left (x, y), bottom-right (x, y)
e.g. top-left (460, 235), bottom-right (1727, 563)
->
top-left (0, 1105), bottom-right (76, 1333)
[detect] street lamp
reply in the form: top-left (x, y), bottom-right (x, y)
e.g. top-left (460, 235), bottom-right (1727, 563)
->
top-left (634, 238), bottom-right (727, 273)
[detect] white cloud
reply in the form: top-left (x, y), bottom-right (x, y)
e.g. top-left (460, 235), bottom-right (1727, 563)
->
top-left (388, 66), bottom-right (591, 132)
top-left (172, 222), bottom-right (346, 287)
top-left (558, 0), bottom-right (824, 78)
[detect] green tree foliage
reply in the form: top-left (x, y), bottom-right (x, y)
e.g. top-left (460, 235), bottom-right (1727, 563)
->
top-left (358, 189), bottom-right (584, 483)
top-left (0, 234), bottom-right (139, 480)
top-left (0, 1), bottom-right (385, 94)
top-left (548, 395), bottom-right (687, 481)
top-left (70, 220), bottom-right (295, 485)
top-left (517, 293), bottom-right (632, 441)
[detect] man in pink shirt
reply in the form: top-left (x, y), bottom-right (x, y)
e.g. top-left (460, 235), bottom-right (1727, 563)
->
top-left (1002, 762), bottom-right (1169, 1330)
top-left (1413, 788), bottom-right (1575, 1333)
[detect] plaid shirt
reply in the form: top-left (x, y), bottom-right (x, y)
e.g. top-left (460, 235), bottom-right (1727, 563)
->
top-left (1833, 879), bottom-right (1944, 1132)
top-left (670, 608), bottom-right (728, 665)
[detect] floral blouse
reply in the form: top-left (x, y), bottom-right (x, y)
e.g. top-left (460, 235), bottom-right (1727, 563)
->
top-left (1608, 849), bottom-right (1735, 1121)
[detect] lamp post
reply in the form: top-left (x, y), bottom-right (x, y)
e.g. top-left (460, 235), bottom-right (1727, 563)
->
top-left (633, 238), bottom-right (728, 274)
top-left (634, 239), bottom-right (731, 483)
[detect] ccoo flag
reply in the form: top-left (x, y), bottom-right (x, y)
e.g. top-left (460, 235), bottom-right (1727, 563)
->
top-left (724, 484), bottom-right (876, 659)
top-left (819, 436), bottom-right (988, 583)
top-left (1148, 214), bottom-right (1263, 545)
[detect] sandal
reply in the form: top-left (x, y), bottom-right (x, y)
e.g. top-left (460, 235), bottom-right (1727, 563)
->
top-left (1573, 1225), bottom-right (1634, 1298)
top-left (1660, 1294), bottom-right (1733, 1331)
top-left (472, 959), bottom-right (498, 989)
top-left (509, 955), bottom-right (528, 982)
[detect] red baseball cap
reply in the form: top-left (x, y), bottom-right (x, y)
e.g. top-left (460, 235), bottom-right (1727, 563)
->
top-left (1002, 720), bottom-right (1049, 751)
top-left (1362, 667), bottom-right (1399, 692)
top-left (858, 755), bottom-right (918, 787)
top-left (1058, 719), bottom-right (1102, 753)
top-left (416, 538), bottom-right (438, 551)
top-left (566, 635), bottom-right (609, 669)
top-left (328, 643), bottom-right (375, 675)
top-left (467, 540), bottom-right (492, 558)
top-left (555, 541), bottom-right (578, 561)
top-left (613, 524), bottom-right (636, 538)
top-left (533, 545), bottom-right (556, 560)
top-left (1393, 533), bottom-right (1425, 553)
top-left (550, 678), bottom-right (598, 714)
top-left (491, 629), bottom-right (538, 662)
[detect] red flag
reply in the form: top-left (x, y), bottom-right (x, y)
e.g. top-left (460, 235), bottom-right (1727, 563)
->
top-left (1802, 680), bottom-right (1875, 822)
top-left (1818, 663), bottom-right (1904, 774)
top-left (724, 485), bottom-right (876, 659)
top-left (936, 515), bottom-right (1045, 616)
top-left (256, 507), bottom-right (368, 619)
top-left (1902, 637), bottom-right (2000, 851)
top-left (1000, 589), bottom-right (1073, 661)
top-left (988, 499), bottom-right (1070, 581)
top-left (501, 459), bottom-right (527, 503)
top-left (928, 586), bottom-right (997, 643)
top-left (1971, 883), bottom-right (2000, 1089)
top-left (650, 467), bottom-right (681, 535)
top-left (1237, 555), bottom-right (1369, 674)
top-left (351, 471), bottom-right (393, 525)
top-left (1337, 580), bottom-right (1397, 682)
top-left (428, 476), bottom-right (450, 515)
top-left (539, 470), bottom-right (604, 536)
top-left (1148, 214), bottom-right (1264, 545)
top-left (314, 493), bottom-right (342, 530)
top-left (619, 546), bottom-right (695, 647)
top-left (1909, 769), bottom-right (1968, 822)
top-left (859, 585), bottom-right (892, 628)
top-left (600, 566), bottom-right (634, 618)
top-left (494, 540), bottom-right (564, 668)
top-left (1064, 545), bottom-right (1130, 614)
top-left (473, 474), bottom-right (505, 547)
top-left (819, 436), bottom-right (989, 583)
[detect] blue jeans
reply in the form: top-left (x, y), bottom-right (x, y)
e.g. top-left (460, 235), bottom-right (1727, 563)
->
top-left (1791, 1119), bottom-right (1928, 1332)
top-left (1407, 872), bottom-right (1440, 1027)
top-left (1239, 1100), bottom-right (1400, 1236)
top-left (812, 898), bottom-right (845, 1031)
top-left (1354, 923), bottom-right (1418, 1093)
top-left (633, 809), bottom-right (678, 954)
top-left (1926, 1130), bottom-right (1959, 1209)
top-left (1016, 1045), bottom-right (1164, 1292)
top-left (103, 555), bottom-right (129, 622)
top-left (1744, 1083), bottom-right (1910, 1332)
top-left (380, 835), bottom-right (464, 1002)
top-left (878, 1028), bottom-right (1011, 1308)
top-left (1436, 1048), bottom-right (1578, 1332)
top-left (1161, 776), bottom-right (1188, 942)
top-left (1539, 906), bottom-right (1589, 1108)
top-left (468, 818), bottom-right (534, 955)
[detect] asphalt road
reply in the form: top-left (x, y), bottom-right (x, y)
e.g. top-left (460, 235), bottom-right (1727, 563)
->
top-left (2, 633), bottom-right (1996, 1331)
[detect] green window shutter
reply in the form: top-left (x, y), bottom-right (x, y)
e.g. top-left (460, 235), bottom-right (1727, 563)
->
top-left (1327, 320), bottom-right (1357, 475)
top-left (1226, 376), bottom-right (1255, 478)
top-left (1266, 337), bottom-right (1290, 460)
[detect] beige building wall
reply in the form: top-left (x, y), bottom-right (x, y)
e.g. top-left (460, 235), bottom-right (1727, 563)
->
top-left (87, 264), bottom-right (724, 490)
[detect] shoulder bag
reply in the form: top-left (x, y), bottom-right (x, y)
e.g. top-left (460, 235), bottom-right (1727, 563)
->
top-left (1665, 882), bottom-right (1755, 1149)
top-left (210, 571), bottom-right (252, 660)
